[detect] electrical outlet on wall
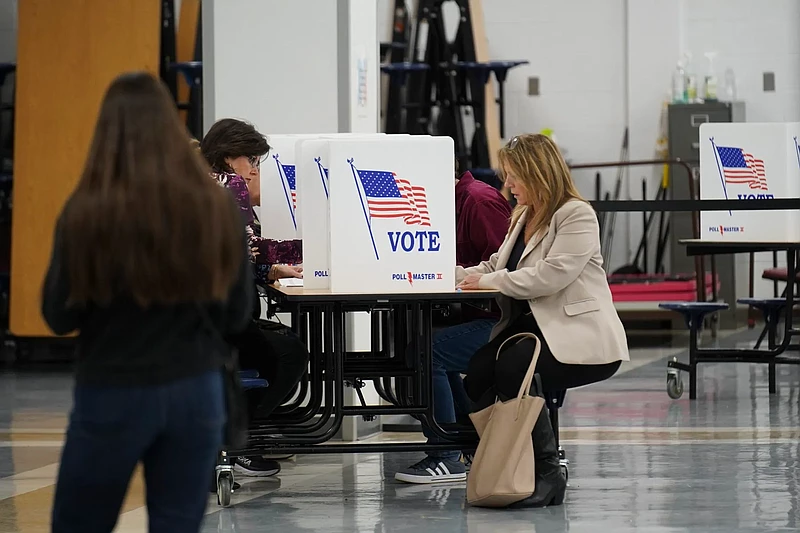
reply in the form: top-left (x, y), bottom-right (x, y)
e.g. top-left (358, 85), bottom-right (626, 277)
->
top-left (528, 77), bottom-right (540, 96)
top-left (763, 72), bottom-right (776, 92)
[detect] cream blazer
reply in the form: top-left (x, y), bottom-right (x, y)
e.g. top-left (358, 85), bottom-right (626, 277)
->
top-left (456, 200), bottom-right (629, 366)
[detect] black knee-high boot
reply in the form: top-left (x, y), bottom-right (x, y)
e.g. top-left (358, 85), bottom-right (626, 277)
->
top-left (510, 406), bottom-right (566, 508)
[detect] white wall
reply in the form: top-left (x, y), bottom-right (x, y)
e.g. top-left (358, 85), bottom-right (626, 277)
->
top-left (684, 0), bottom-right (800, 124)
top-left (205, 0), bottom-right (379, 135)
top-left (0, 0), bottom-right (15, 63)
top-left (0, 0), bottom-right (16, 153)
top-left (204, 0), bottom-right (341, 134)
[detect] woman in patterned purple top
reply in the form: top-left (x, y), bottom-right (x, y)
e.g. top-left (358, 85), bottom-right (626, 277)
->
top-left (201, 119), bottom-right (302, 286)
top-left (199, 119), bottom-right (309, 479)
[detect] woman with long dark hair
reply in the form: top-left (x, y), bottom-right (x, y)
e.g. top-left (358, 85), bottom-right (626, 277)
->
top-left (43, 72), bottom-right (254, 532)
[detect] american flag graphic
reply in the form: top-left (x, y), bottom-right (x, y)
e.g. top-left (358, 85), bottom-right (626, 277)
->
top-left (273, 154), bottom-right (298, 230)
top-left (715, 146), bottom-right (768, 190)
top-left (281, 164), bottom-right (297, 209)
top-left (354, 168), bottom-right (430, 226)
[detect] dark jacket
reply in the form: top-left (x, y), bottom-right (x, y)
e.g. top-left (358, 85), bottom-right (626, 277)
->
top-left (455, 172), bottom-right (512, 267)
top-left (455, 172), bottom-right (512, 319)
top-left (41, 204), bottom-right (255, 387)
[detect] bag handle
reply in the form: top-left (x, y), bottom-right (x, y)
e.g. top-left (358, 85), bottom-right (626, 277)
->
top-left (495, 332), bottom-right (542, 401)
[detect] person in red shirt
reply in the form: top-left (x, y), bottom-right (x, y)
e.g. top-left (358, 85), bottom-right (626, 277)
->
top-left (395, 167), bottom-right (512, 485)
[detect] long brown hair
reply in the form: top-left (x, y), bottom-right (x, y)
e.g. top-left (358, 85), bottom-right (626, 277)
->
top-left (499, 134), bottom-right (585, 237)
top-left (61, 72), bottom-right (243, 307)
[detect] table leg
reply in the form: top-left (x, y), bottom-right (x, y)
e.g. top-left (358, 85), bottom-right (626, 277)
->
top-left (767, 307), bottom-right (778, 394)
top-left (689, 320), bottom-right (698, 400)
top-left (329, 303), bottom-right (346, 436)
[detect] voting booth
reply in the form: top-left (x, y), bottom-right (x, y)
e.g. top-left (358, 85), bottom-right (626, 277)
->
top-left (328, 136), bottom-right (455, 293)
top-left (295, 135), bottom-right (455, 292)
top-left (699, 123), bottom-right (800, 242)
top-left (262, 134), bottom-right (388, 242)
top-left (296, 134), bottom-right (381, 288)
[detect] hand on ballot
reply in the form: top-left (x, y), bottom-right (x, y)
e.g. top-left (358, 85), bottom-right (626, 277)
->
top-left (272, 264), bottom-right (303, 279)
top-left (456, 273), bottom-right (482, 290)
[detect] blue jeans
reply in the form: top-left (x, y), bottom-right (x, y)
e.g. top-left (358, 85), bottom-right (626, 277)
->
top-left (52, 370), bottom-right (225, 533)
top-left (424, 318), bottom-right (497, 460)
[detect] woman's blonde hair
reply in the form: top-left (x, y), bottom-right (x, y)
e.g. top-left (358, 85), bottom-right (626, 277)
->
top-left (498, 133), bottom-right (585, 236)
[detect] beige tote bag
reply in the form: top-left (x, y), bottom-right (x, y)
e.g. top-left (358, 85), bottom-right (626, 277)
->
top-left (467, 332), bottom-right (544, 508)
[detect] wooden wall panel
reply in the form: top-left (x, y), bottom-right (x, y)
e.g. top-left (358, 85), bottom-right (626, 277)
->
top-left (11, 0), bottom-right (161, 336)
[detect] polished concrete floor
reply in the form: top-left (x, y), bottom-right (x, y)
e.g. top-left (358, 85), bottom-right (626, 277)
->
top-left (1, 329), bottom-right (799, 532)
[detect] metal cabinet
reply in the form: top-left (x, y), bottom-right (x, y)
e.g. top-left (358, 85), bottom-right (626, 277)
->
top-left (668, 102), bottom-right (746, 327)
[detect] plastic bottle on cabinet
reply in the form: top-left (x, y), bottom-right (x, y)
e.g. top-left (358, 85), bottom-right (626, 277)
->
top-left (672, 60), bottom-right (686, 103)
top-left (721, 68), bottom-right (737, 102)
top-left (703, 51), bottom-right (718, 101)
top-left (684, 52), bottom-right (698, 102)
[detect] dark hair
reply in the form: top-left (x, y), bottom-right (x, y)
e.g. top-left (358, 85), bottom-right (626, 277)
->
top-left (200, 118), bottom-right (271, 173)
top-left (61, 72), bottom-right (243, 307)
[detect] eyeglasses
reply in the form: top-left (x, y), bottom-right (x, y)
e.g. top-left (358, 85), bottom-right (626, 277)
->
top-left (507, 134), bottom-right (551, 150)
top-left (247, 155), bottom-right (268, 169)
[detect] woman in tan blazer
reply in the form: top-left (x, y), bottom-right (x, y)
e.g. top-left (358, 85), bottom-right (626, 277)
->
top-left (459, 133), bottom-right (629, 507)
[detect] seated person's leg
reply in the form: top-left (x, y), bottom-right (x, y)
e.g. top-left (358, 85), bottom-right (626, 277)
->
top-left (229, 321), bottom-right (273, 419)
top-left (254, 327), bottom-right (310, 416)
top-left (394, 318), bottom-right (496, 484)
top-left (474, 313), bottom-right (620, 508)
top-left (446, 371), bottom-right (471, 424)
top-left (463, 314), bottom-right (536, 404)
top-left (224, 321), bottom-right (309, 477)
top-left (486, 313), bottom-right (621, 396)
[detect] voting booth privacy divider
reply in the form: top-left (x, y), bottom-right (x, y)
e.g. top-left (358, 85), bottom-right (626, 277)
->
top-left (700, 123), bottom-right (800, 242)
top-left (262, 134), bottom-right (456, 293)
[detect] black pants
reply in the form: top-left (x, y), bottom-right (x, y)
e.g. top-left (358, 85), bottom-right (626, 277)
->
top-left (228, 320), bottom-right (309, 419)
top-left (464, 312), bottom-right (621, 403)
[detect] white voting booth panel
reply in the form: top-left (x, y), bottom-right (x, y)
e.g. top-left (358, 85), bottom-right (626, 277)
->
top-left (261, 134), bottom-right (317, 241)
top-left (297, 138), bottom-right (331, 289)
top-left (327, 136), bottom-right (456, 293)
top-left (262, 134), bottom-right (385, 241)
top-left (298, 134), bottom-right (407, 290)
top-left (699, 123), bottom-right (800, 242)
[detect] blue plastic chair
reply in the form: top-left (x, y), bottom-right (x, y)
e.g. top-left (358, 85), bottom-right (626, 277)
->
top-left (659, 301), bottom-right (729, 399)
top-left (240, 377), bottom-right (269, 390)
top-left (238, 369), bottom-right (268, 389)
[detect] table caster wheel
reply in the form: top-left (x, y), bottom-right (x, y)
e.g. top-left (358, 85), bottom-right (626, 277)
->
top-left (560, 464), bottom-right (569, 483)
top-left (217, 472), bottom-right (233, 507)
top-left (667, 371), bottom-right (684, 400)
